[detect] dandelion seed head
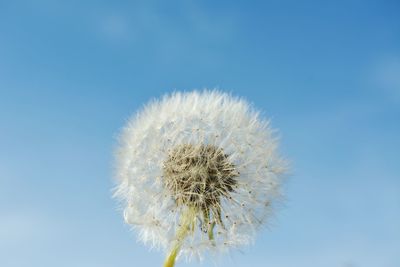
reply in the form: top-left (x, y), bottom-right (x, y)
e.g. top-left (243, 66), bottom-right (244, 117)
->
top-left (114, 90), bottom-right (287, 260)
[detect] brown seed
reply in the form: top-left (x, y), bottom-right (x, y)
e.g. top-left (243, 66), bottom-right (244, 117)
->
top-left (162, 143), bottom-right (238, 230)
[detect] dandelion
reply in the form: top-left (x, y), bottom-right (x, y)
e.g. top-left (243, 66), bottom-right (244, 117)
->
top-left (114, 90), bottom-right (286, 267)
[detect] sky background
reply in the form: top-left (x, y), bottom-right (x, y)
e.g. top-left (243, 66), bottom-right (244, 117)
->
top-left (0, 0), bottom-right (399, 267)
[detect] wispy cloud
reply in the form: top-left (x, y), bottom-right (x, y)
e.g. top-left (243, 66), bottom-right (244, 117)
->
top-left (0, 211), bottom-right (55, 247)
top-left (100, 14), bottom-right (131, 41)
top-left (94, 1), bottom-right (237, 62)
top-left (373, 55), bottom-right (400, 101)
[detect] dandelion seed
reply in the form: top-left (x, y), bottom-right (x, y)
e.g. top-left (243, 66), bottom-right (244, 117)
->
top-left (114, 90), bottom-right (287, 266)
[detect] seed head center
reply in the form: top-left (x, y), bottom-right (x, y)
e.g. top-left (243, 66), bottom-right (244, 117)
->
top-left (162, 144), bottom-right (237, 210)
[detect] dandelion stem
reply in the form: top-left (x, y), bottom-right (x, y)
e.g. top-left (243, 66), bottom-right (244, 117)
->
top-left (163, 246), bottom-right (179, 267)
top-left (163, 206), bottom-right (197, 267)
top-left (208, 221), bottom-right (216, 241)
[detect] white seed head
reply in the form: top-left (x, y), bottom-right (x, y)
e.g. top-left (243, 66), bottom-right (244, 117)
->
top-left (114, 90), bottom-right (287, 261)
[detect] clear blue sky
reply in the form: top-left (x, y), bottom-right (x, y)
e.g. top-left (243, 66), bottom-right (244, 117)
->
top-left (1, 1), bottom-right (399, 267)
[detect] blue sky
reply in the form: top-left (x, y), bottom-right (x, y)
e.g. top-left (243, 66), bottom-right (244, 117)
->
top-left (0, 1), bottom-right (399, 267)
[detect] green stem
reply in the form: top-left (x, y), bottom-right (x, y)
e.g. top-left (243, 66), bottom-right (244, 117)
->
top-left (208, 221), bottom-right (216, 241)
top-left (163, 207), bottom-right (197, 267)
top-left (163, 246), bottom-right (179, 267)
